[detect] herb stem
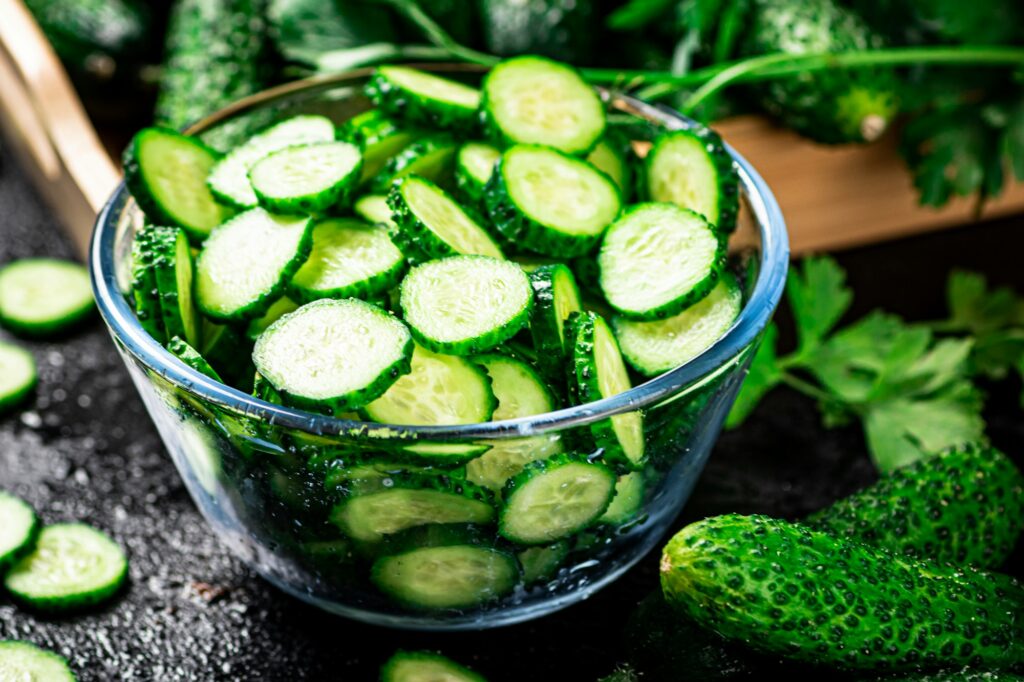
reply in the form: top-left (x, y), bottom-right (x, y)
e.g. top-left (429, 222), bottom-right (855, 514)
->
top-left (380, 0), bottom-right (498, 67)
top-left (778, 371), bottom-right (839, 406)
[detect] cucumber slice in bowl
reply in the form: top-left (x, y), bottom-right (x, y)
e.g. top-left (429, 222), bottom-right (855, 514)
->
top-left (0, 492), bottom-right (38, 572)
top-left (599, 471), bottom-right (646, 526)
top-left (253, 299), bottom-right (413, 414)
top-left (587, 133), bottom-right (633, 197)
top-left (354, 194), bottom-right (398, 230)
top-left (0, 642), bottom-right (75, 682)
top-left (381, 651), bottom-right (485, 682)
top-left (528, 264), bottom-right (583, 383)
top-left (0, 259), bottom-right (94, 337)
top-left (131, 230), bottom-right (166, 342)
top-left (599, 203), bottom-right (724, 321)
top-left (371, 135), bottom-right (458, 195)
top-left (485, 145), bottom-right (621, 258)
top-left (340, 110), bottom-right (418, 182)
top-left (366, 65), bottom-right (481, 130)
top-left (249, 141), bottom-right (363, 214)
top-left (455, 141), bottom-right (501, 206)
top-left (245, 296), bottom-right (300, 342)
top-left (518, 541), bottom-right (570, 584)
top-left (167, 336), bottom-right (222, 382)
top-left (400, 256), bottom-right (533, 356)
top-left (0, 342), bottom-right (37, 413)
top-left (137, 227), bottom-right (200, 348)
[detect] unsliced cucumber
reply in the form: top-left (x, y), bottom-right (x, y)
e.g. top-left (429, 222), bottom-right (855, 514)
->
top-left (485, 145), bottom-right (621, 258)
top-left (500, 453), bottom-right (616, 545)
top-left (400, 256), bottom-right (532, 356)
top-left (528, 264), bottom-right (583, 384)
top-left (4, 523), bottom-right (128, 612)
top-left (587, 133), bottom-right (633, 198)
top-left (0, 641), bottom-right (75, 682)
top-left (389, 176), bottom-right (504, 262)
top-left (143, 227), bottom-right (201, 348)
top-left (245, 296), bottom-right (300, 342)
top-left (353, 194), bottom-right (397, 230)
top-left (340, 110), bottom-right (418, 182)
top-left (0, 492), bottom-right (38, 572)
top-left (482, 56), bottom-right (605, 154)
top-left (518, 540), bottom-right (569, 584)
top-left (599, 471), bottom-right (646, 526)
top-left (288, 218), bottom-right (406, 304)
top-left (168, 336), bottom-right (222, 382)
top-left (0, 259), bottom-right (94, 337)
top-left (455, 141), bottom-right (501, 207)
top-left (249, 141), bottom-right (363, 215)
top-left (124, 128), bottom-right (231, 242)
top-left (599, 203), bottom-right (723, 320)
top-left (195, 208), bottom-right (313, 321)
top-left (644, 127), bottom-right (739, 232)
top-left (366, 65), bottom-right (481, 130)
top-left (371, 135), bottom-right (458, 194)
top-left (0, 342), bottom-right (37, 413)
top-left (614, 273), bottom-right (742, 376)
top-left (253, 298), bottom-right (413, 414)
top-left (207, 115), bottom-right (337, 210)
top-left (381, 651), bottom-right (485, 682)
top-left (372, 544), bottom-right (518, 610)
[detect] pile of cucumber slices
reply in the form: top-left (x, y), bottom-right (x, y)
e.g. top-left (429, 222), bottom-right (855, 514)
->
top-left (123, 55), bottom-right (742, 610)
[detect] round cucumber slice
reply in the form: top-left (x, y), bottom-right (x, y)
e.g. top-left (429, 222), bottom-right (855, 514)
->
top-left (456, 141), bottom-right (501, 205)
top-left (249, 141), bottom-right (363, 214)
top-left (599, 471), bottom-right (646, 526)
top-left (0, 342), bottom-right (37, 413)
top-left (500, 453), bottom-right (617, 545)
top-left (381, 651), bottom-right (485, 682)
top-left (0, 259), bottom-right (94, 337)
top-left (367, 66), bottom-right (482, 130)
top-left (371, 135), bottom-right (458, 194)
top-left (400, 256), bottom-right (532, 356)
top-left (253, 299), bottom-right (413, 414)
top-left (0, 641), bottom-right (75, 682)
top-left (518, 541), bottom-right (570, 584)
top-left (4, 523), bottom-right (128, 612)
top-left (528, 264), bottom-right (584, 383)
top-left (372, 545), bottom-right (518, 610)
top-left (599, 203), bottom-right (724, 320)
top-left (587, 135), bottom-right (632, 196)
top-left (354, 194), bottom-right (398, 230)
top-left (0, 493), bottom-right (38, 572)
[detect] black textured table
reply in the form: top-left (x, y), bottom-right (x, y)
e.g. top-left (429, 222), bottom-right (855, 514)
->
top-left (0, 142), bottom-right (1022, 682)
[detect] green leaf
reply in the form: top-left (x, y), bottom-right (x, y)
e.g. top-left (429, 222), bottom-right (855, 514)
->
top-left (607, 0), bottom-right (678, 30)
top-left (726, 324), bottom-right (781, 428)
top-left (1004, 96), bottom-right (1024, 181)
top-left (945, 270), bottom-right (1022, 333)
top-left (786, 256), bottom-right (853, 357)
top-left (803, 312), bottom-right (904, 403)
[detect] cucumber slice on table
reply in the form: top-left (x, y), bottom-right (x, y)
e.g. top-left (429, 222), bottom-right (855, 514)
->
top-left (137, 227), bottom-right (201, 348)
top-left (485, 145), bottom-right (621, 258)
top-left (195, 208), bottom-right (313, 321)
top-left (614, 273), bottom-right (742, 376)
top-left (500, 453), bottom-right (616, 544)
top-left (372, 544), bottom-right (518, 610)
top-left (253, 299), bottom-right (413, 414)
top-left (340, 110), bottom-right (418, 182)
top-left (0, 342), bottom-right (37, 413)
top-left (599, 471), bottom-right (646, 526)
top-left (0, 259), bottom-right (93, 337)
top-left (455, 141), bottom-right (501, 206)
top-left (249, 141), bottom-right (363, 214)
top-left (599, 203), bottom-right (724, 320)
top-left (168, 336), bottom-right (222, 382)
top-left (645, 127), bottom-right (739, 232)
top-left (569, 311), bottom-right (645, 470)
top-left (371, 135), bottom-right (458, 194)
top-left (0, 642), bottom-right (75, 682)
top-left (353, 194), bottom-right (397, 230)
top-left (123, 127), bottom-right (230, 242)
top-left (245, 296), bottom-right (299, 342)
top-left (4, 524), bottom-right (128, 612)
top-left (528, 264), bottom-right (583, 383)
top-left (388, 176), bottom-right (504, 262)
top-left (381, 651), bottom-right (485, 682)
top-left (518, 540), bottom-right (570, 584)
top-left (366, 65), bottom-right (481, 130)
top-left (482, 55), bottom-right (605, 154)
top-left (0, 492), bottom-right (38, 572)
top-left (208, 115), bottom-right (337, 210)
top-left (288, 218), bottom-right (406, 304)
top-left (399, 256), bottom-right (532, 356)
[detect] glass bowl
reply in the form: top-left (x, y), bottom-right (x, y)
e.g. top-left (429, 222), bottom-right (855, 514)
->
top-left (89, 65), bottom-right (789, 630)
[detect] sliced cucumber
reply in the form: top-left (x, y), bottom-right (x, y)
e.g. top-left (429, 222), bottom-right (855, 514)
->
top-left (587, 133), bottom-right (633, 197)
top-left (353, 194), bottom-right (397, 231)
top-left (455, 141), bottom-right (501, 206)
top-left (4, 523), bottom-right (128, 612)
top-left (381, 651), bottom-right (485, 682)
top-left (466, 434), bottom-right (564, 493)
top-left (331, 474), bottom-right (495, 542)
top-left (476, 354), bottom-right (556, 421)
top-left (207, 115), bottom-right (337, 210)
top-left (340, 110), bottom-right (418, 182)
top-left (131, 230), bottom-right (165, 342)
top-left (614, 274), bottom-right (742, 376)
top-left (323, 460), bottom-right (450, 493)
top-left (123, 127), bottom-right (230, 241)
top-left (288, 218), bottom-right (406, 304)
top-left (195, 208), bottom-right (313, 321)
top-left (482, 55), bottom-right (605, 154)
top-left (371, 135), bottom-right (458, 194)
top-left (569, 311), bottom-right (646, 470)
top-left (372, 544), bottom-right (518, 610)
top-left (388, 176), bottom-right (503, 262)
top-left (598, 203), bottom-right (723, 321)
top-left (168, 336), bottom-right (222, 382)
top-left (500, 453), bottom-right (616, 545)
top-left (0, 493), bottom-right (38, 572)
top-left (528, 264), bottom-right (583, 383)
top-left (0, 259), bottom-right (94, 337)
top-left (518, 540), bottom-right (569, 584)
top-left (245, 296), bottom-right (300, 342)
top-left (200, 320), bottom-right (252, 387)
top-left (400, 256), bottom-right (532, 356)
top-left (0, 342), bottom-right (36, 413)
top-left (599, 471), bottom-right (646, 526)
top-left (366, 65), bottom-right (481, 130)
top-left (249, 141), bottom-right (363, 215)
top-left (142, 227), bottom-right (200, 348)
top-left (485, 145), bottom-right (621, 258)
top-left (645, 126), bottom-right (739, 232)
top-left (253, 298), bottom-right (413, 414)
top-left (0, 642), bottom-right (75, 682)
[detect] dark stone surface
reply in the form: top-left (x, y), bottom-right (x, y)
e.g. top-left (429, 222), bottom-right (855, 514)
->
top-left (0, 142), bottom-right (1021, 681)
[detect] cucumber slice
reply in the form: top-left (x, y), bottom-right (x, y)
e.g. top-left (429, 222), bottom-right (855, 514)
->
top-left (381, 651), bottom-right (485, 682)
top-left (598, 203), bottom-right (723, 321)
top-left (599, 471), bottom-right (646, 525)
top-left (249, 141), bottom-right (363, 215)
top-left (587, 134), bottom-right (632, 197)
top-left (371, 135), bottom-right (458, 194)
top-left (366, 65), bottom-right (481, 130)
top-left (518, 541), bottom-right (569, 584)
top-left (645, 126), bottom-right (739, 232)
top-left (245, 296), bottom-right (300, 342)
top-left (485, 145), bottom-right (621, 258)
top-left (0, 493), bottom-right (38, 572)
top-left (354, 194), bottom-right (398, 230)
top-left (123, 127), bottom-right (230, 241)
top-left (372, 545), bottom-right (518, 610)
top-left (140, 227), bottom-right (200, 348)
top-left (482, 55), bottom-right (605, 154)
top-left (500, 453), bottom-right (616, 545)
top-left (0, 342), bottom-right (36, 413)
top-left (331, 475), bottom-right (495, 542)
top-left (569, 311), bottom-right (646, 470)
top-left (455, 141), bottom-right (501, 206)
top-left (389, 176), bottom-right (504, 262)
top-left (528, 264), bottom-right (583, 383)
top-left (323, 460), bottom-right (452, 493)
top-left (288, 218), bottom-right (406, 304)
top-left (208, 115), bottom-right (337, 210)
top-left (195, 208), bottom-right (313, 321)
top-left (168, 336), bottom-right (222, 382)
top-left (4, 523), bottom-right (128, 612)
top-left (253, 298), bottom-right (413, 414)
top-left (0, 259), bottom-right (94, 337)
top-left (340, 110), bottom-right (419, 182)
top-left (400, 256), bottom-right (532, 356)
top-left (0, 642), bottom-right (75, 682)
top-left (200, 320), bottom-right (252, 387)
top-left (130, 230), bottom-right (165, 342)
top-left (614, 274), bottom-right (742, 376)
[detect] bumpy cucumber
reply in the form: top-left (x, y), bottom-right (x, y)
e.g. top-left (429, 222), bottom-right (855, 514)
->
top-left (168, 336), bottom-right (222, 382)
top-left (0, 342), bottom-right (37, 413)
top-left (142, 227), bottom-right (201, 348)
top-left (0, 493), bottom-right (38, 573)
top-left (455, 141), bottom-right (501, 207)
top-left (371, 135), bottom-right (458, 194)
top-left (518, 540), bottom-right (569, 584)
top-left (372, 544), bottom-right (518, 610)
top-left (0, 641), bottom-right (76, 682)
top-left (366, 66), bottom-right (481, 130)
top-left (339, 110), bottom-right (418, 182)
top-left (0, 259), bottom-right (94, 337)
top-left (131, 229), bottom-right (165, 342)
top-left (380, 651), bottom-right (485, 682)
top-left (528, 264), bottom-right (583, 384)
top-left (249, 141), bottom-right (363, 214)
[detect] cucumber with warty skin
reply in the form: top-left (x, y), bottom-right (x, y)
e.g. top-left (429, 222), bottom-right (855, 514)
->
top-left (0, 641), bottom-right (76, 682)
top-left (0, 342), bottom-right (37, 414)
top-left (0, 493), bottom-right (38, 573)
top-left (168, 336), bottom-right (222, 382)
top-left (528, 264), bottom-right (583, 386)
top-left (380, 650), bottom-right (486, 682)
top-left (144, 227), bottom-right (201, 349)
top-left (365, 66), bottom-right (482, 131)
top-left (131, 229), bottom-right (165, 342)
top-left (596, 667), bottom-right (640, 682)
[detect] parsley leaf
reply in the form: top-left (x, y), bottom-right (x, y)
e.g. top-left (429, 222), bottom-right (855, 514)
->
top-left (725, 324), bottom-right (780, 428)
top-left (786, 256), bottom-right (853, 359)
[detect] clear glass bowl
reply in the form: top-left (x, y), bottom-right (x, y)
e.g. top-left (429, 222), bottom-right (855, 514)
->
top-left (89, 66), bottom-right (789, 630)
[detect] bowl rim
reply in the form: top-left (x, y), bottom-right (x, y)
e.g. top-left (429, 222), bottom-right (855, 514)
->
top-left (89, 65), bottom-right (789, 443)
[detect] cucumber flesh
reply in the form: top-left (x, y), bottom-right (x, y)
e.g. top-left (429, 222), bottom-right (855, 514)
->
top-left (0, 342), bottom-right (37, 413)
top-left (0, 492), bottom-right (38, 572)
top-left (354, 194), bottom-right (398, 230)
top-left (381, 651), bottom-right (485, 682)
top-left (0, 259), bottom-right (94, 337)
top-left (599, 472), bottom-right (646, 525)
top-left (456, 141), bottom-right (501, 204)
top-left (340, 110), bottom-right (418, 181)
top-left (143, 227), bottom-right (201, 348)
top-left (249, 141), bottom-right (363, 214)
top-left (367, 65), bottom-right (481, 130)
top-left (245, 296), bottom-right (299, 341)
top-left (588, 137), bottom-right (631, 195)
top-left (528, 264), bottom-right (583, 383)
top-left (518, 541), bottom-right (570, 584)
top-left (646, 128), bottom-right (738, 231)
top-left (372, 136), bottom-right (458, 194)
top-left (372, 545), bottom-right (518, 609)
top-left (0, 641), bottom-right (75, 682)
